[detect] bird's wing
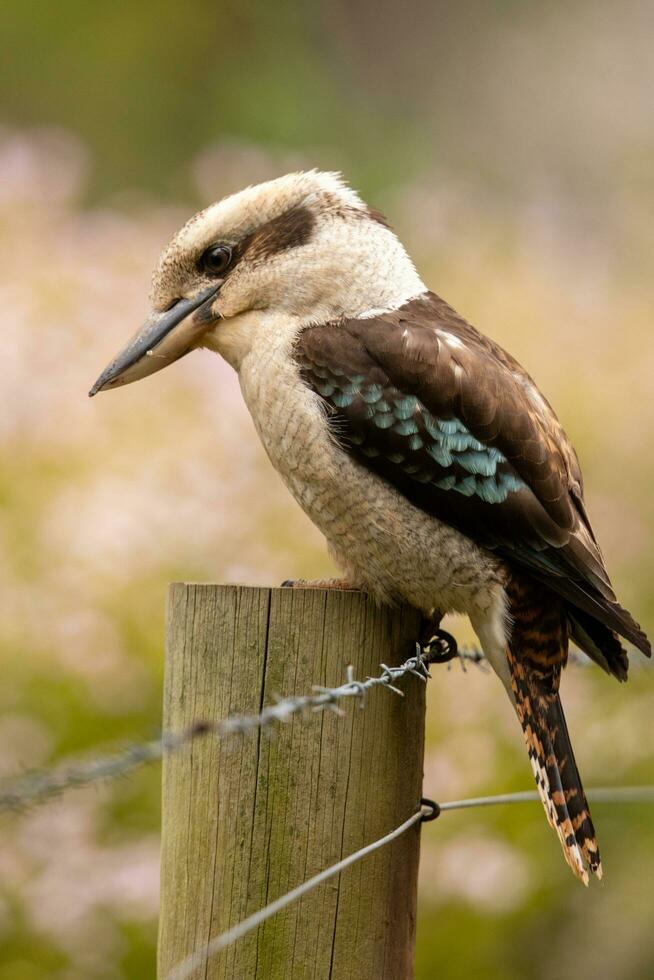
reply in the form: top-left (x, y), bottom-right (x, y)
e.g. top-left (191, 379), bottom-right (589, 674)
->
top-left (295, 291), bottom-right (650, 655)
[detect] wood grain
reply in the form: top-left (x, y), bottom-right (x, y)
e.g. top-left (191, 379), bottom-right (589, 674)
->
top-left (158, 585), bottom-right (425, 980)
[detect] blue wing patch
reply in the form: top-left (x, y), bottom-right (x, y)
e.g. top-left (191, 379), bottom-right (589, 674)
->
top-left (312, 369), bottom-right (527, 505)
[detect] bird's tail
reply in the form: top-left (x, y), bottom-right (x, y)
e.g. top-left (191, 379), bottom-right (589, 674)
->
top-left (506, 577), bottom-right (602, 884)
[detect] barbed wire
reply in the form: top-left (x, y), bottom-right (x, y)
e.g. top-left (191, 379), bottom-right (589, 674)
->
top-left (1, 641), bottom-right (465, 814)
top-left (165, 783), bottom-right (654, 980)
top-left (2, 635), bottom-right (648, 816)
top-left (0, 638), bottom-right (642, 814)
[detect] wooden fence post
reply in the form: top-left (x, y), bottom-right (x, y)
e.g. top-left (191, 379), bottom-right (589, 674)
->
top-left (158, 584), bottom-right (426, 980)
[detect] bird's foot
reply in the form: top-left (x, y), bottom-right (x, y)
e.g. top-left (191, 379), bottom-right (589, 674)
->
top-left (419, 611), bottom-right (458, 665)
top-left (280, 577), bottom-right (362, 591)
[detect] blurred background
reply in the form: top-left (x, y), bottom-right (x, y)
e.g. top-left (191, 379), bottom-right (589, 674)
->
top-left (0, 1), bottom-right (653, 977)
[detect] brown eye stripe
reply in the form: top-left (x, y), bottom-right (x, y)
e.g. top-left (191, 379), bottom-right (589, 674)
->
top-left (233, 204), bottom-right (316, 266)
top-left (201, 198), bottom-right (383, 279)
top-left (202, 199), bottom-right (386, 278)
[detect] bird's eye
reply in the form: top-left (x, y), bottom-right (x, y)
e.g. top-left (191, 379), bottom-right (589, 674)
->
top-left (201, 244), bottom-right (232, 276)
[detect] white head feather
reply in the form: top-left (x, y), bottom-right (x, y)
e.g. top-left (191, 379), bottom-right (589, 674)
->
top-left (152, 172), bottom-right (424, 346)
top-left (90, 172), bottom-right (426, 392)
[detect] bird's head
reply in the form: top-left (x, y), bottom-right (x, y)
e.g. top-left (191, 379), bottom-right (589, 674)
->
top-left (89, 170), bottom-right (423, 394)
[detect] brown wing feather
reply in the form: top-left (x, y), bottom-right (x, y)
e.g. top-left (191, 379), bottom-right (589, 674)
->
top-left (296, 292), bottom-right (650, 657)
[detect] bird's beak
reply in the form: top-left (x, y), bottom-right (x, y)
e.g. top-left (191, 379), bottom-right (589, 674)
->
top-left (89, 284), bottom-right (220, 396)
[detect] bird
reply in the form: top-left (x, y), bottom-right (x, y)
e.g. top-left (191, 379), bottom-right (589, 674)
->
top-left (90, 170), bottom-right (650, 883)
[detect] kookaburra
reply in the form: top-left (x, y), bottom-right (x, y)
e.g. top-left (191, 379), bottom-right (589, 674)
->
top-left (90, 171), bottom-right (650, 882)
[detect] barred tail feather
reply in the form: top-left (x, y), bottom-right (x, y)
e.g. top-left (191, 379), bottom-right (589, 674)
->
top-left (506, 646), bottom-right (602, 884)
top-left (548, 692), bottom-right (602, 877)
